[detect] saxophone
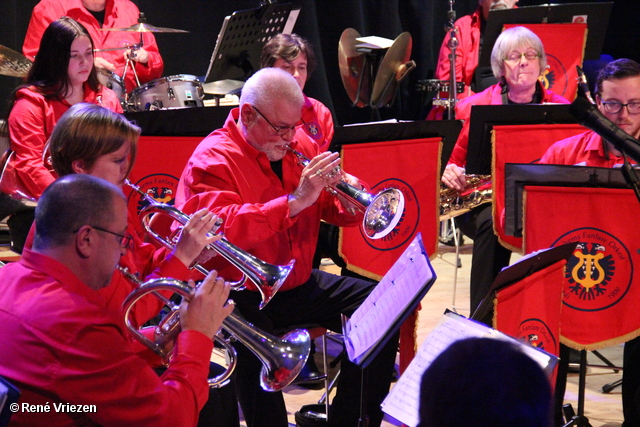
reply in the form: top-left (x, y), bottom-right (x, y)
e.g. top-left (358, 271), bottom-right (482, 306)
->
top-left (440, 175), bottom-right (492, 221)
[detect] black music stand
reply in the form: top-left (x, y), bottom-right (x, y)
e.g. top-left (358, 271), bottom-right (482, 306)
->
top-left (334, 119), bottom-right (463, 176)
top-left (465, 104), bottom-right (576, 175)
top-left (478, 2), bottom-right (613, 68)
top-left (204, 2), bottom-right (298, 85)
top-left (503, 163), bottom-right (629, 238)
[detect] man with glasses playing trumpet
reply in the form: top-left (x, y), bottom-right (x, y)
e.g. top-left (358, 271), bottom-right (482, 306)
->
top-left (0, 174), bottom-right (235, 426)
top-left (175, 67), bottom-right (400, 427)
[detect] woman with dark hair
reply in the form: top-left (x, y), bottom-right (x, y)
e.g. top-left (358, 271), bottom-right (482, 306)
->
top-left (261, 33), bottom-right (334, 152)
top-left (1, 16), bottom-right (122, 252)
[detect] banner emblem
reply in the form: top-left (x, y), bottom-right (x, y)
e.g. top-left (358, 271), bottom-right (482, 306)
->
top-left (517, 318), bottom-right (557, 352)
top-left (552, 227), bottom-right (633, 312)
top-left (128, 173), bottom-right (179, 215)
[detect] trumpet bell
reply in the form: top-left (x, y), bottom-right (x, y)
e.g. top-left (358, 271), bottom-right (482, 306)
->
top-left (363, 188), bottom-right (405, 239)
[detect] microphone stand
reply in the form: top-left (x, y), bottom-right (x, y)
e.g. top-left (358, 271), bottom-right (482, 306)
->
top-left (445, 0), bottom-right (458, 120)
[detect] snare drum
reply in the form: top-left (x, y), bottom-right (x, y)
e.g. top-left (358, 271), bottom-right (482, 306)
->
top-left (96, 68), bottom-right (125, 103)
top-left (127, 74), bottom-right (204, 111)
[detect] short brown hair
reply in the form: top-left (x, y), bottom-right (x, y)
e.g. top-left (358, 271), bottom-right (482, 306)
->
top-left (260, 33), bottom-right (317, 79)
top-left (50, 103), bottom-right (140, 177)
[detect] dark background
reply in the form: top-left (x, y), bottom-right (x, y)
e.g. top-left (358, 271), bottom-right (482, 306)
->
top-left (1, 0), bottom-right (639, 126)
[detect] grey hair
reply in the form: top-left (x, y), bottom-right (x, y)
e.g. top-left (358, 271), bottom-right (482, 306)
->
top-left (239, 67), bottom-right (304, 112)
top-left (490, 26), bottom-right (547, 80)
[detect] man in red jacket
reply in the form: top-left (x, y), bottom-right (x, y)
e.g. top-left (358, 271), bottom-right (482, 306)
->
top-left (23, 0), bottom-right (164, 92)
top-left (0, 174), bottom-right (234, 427)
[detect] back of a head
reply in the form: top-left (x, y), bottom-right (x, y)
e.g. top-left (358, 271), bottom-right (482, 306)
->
top-left (418, 337), bottom-right (553, 427)
top-left (34, 174), bottom-right (124, 250)
top-left (50, 103), bottom-right (140, 177)
top-left (239, 67), bottom-right (304, 111)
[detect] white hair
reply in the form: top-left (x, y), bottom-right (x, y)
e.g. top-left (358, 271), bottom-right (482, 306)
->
top-left (239, 67), bottom-right (304, 111)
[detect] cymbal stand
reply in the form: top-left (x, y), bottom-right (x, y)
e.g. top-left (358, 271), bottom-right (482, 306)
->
top-left (121, 13), bottom-right (148, 88)
top-left (445, 0), bottom-right (458, 119)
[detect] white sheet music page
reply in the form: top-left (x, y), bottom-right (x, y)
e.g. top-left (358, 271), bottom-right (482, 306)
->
top-left (343, 233), bottom-right (434, 365)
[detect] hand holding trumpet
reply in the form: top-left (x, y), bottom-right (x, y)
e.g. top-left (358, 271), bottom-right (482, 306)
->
top-left (180, 271), bottom-right (234, 340)
top-left (288, 151), bottom-right (363, 217)
top-left (172, 208), bottom-right (221, 268)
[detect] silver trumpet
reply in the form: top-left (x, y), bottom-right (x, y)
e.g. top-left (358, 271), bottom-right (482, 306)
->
top-left (120, 270), bottom-right (311, 391)
top-left (125, 179), bottom-right (294, 309)
top-left (284, 145), bottom-right (405, 239)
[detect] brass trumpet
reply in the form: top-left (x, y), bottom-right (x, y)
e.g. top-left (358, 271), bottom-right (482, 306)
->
top-left (440, 174), bottom-right (492, 220)
top-left (120, 270), bottom-right (311, 391)
top-left (284, 145), bottom-right (405, 239)
top-left (125, 180), bottom-right (294, 309)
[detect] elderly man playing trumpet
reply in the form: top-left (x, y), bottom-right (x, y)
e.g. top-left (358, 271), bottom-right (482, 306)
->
top-left (175, 67), bottom-right (399, 427)
top-left (441, 26), bottom-right (569, 319)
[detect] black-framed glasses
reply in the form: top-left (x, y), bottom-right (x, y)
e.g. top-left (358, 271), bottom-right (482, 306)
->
top-left (75, 225), bottom-right (133, 250)
top-left (601, 101), bottom-right (640, 115)
top-left (504, 50), bottom-right (541, 62)
top-left (253, 105), bottom-right (305, 136)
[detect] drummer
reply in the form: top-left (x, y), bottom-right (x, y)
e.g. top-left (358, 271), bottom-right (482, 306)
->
top-left (1, 16), bottom-right (122, 253)
top-left (22, 0), bottom-right (164, 92)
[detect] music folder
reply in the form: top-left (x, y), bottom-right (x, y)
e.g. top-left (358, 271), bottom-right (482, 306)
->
top-left (503, 163), bottom-right (629, 238)
top-left (381, 310), bottom-right (558, 427)
top-left (342, 233), bottom-right (437, 368)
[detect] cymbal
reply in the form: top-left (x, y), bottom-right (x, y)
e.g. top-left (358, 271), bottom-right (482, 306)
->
top-left (98, 22), bottom-right (188, 33)
top-left (370, 32), bottom-right (415, 109)
top-left (202, 79), bottom-right (245, 95)
top-left (0, 44), bottom-right (32, 78)
top-left (338, 28), bottom-right (370, 107)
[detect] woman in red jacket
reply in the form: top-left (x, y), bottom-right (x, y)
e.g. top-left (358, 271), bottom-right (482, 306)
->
top-left (1, 16), bottom-right (122, 253)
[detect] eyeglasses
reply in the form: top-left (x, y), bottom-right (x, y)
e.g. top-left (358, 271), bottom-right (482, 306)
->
top-left (504, 50), bottom-right (541, 63)
top-left (74, 225), bottom-right (134, 250)
top-left (253, 106), bottom-right (305, 136)
top-left (601, 101), bottom-right (640, 115)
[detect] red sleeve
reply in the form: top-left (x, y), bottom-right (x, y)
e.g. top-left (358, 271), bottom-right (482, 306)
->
top-left (8, 92), bottom-right (57, 199)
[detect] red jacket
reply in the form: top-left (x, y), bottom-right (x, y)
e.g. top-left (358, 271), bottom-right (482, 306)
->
top-left (448, 82), bottom-right (570, 167)
top-left (0, 249), bottom-right (211, 427)
top-left (23, 0), bottom-right (164, 92)
top-left (4, 85), bottom-right (122, 200)
top-left (540, 130), bottom-right (638, 167)
top-left (175, 108), bottom-right (363, 292)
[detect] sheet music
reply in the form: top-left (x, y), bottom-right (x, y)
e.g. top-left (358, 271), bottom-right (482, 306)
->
top-left (381, 311), bottom-right (557, 426)
top-left (343, 234), bottom-right (435, 365)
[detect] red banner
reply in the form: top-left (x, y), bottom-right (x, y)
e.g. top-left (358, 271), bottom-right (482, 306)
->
top-left (492, 124), bottom-right (586, 251)
top-left (494, 260), bottom-right (564, 384)
top-left (504, 23), bottom-right (587, 101)
top-left (524, 186), bottom-right (640, 350)
top-left (339, 138), bottom-right (441, 280)
top-left (126, 136), bottom-right (202, 236)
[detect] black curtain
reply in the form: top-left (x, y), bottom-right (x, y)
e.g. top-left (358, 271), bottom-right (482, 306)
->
top-left (2, 0), bottom-right (640, 124)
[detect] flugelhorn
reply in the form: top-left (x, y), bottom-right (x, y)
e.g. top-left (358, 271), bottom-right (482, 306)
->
top-left (125, 180), bottom-right (294, 309)
top-left (284, 146), bottom-right (405, 239)
top-left (120, 270), bottom-right (311, 391)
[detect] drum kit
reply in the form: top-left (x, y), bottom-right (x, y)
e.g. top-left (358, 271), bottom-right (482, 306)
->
top-left (0, 15), bottom-right (204, 112)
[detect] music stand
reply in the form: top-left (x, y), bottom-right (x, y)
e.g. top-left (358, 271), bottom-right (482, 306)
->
top-left (204, 2), bottom-right (298, 85)
top-left (478, 2), bottom-right (613, 67)
top-left (503, 163), bottom-right (629, 238)
top-left (466, 104), bottom-right (576, 175)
